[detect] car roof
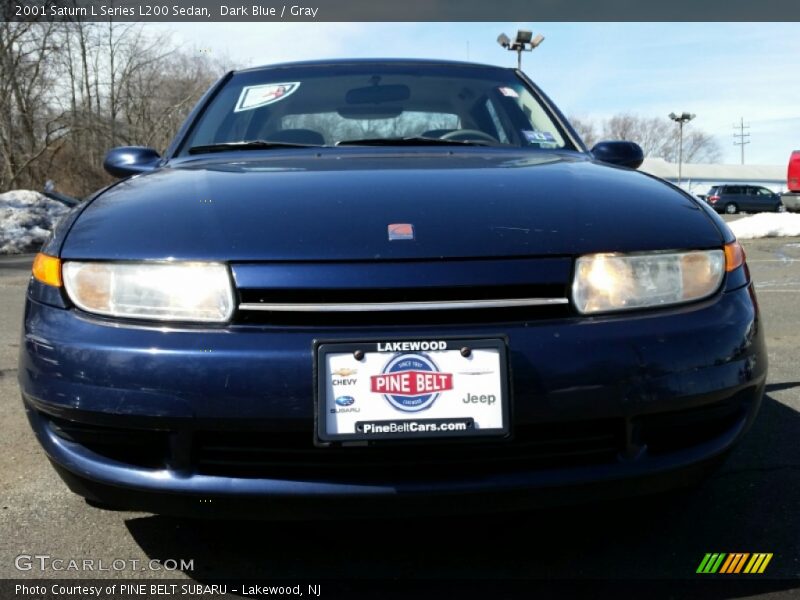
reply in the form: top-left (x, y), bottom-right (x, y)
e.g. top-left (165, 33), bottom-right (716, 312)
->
top-left (236, 58), bottom-right (514, 74)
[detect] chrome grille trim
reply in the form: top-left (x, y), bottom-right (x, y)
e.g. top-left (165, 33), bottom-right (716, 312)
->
top-left (238, 298), bottom-right (569, 312)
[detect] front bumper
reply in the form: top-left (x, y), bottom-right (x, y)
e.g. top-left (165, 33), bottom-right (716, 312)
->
top-left (19, 284), bottom-right (767, 516)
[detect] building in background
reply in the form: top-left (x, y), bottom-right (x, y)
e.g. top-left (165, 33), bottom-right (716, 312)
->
top-left (640, 158), bottom-right (786, 195)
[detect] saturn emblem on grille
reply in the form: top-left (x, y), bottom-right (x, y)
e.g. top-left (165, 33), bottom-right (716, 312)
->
top-left (388, 223), bottom-right (414, 241)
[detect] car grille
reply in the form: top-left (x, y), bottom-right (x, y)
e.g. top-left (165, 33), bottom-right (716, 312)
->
top-left (43, 390), bottom-right (751, 481)
top-left (235, 284), bottom-right (571, 326)
top-left (47, 417), bottom-right (170, 469)
top-left (46, 415), bottom-right (621, 477)
top-left (230, 258), bottom-right (574, 326)
top-left (635, 391), bottom-right (750, 455)
top-left (193, 420), bottom-right (623, 481)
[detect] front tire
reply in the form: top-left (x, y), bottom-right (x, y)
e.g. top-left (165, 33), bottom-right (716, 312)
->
top-left (724, 203), bottom-right (738, 214)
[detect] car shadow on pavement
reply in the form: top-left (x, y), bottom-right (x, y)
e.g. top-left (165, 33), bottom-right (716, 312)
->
top-left (124, 390), bottom-right (800, 593)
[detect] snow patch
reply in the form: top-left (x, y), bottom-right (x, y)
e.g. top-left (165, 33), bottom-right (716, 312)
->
top-left (728, 213), bottom-right (800, 240)
top-left (0, 190), bottom-right (71, 254)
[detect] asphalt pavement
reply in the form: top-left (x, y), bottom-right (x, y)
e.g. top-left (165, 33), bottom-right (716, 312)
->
top-left (0, 226), bottom-right (798, 593)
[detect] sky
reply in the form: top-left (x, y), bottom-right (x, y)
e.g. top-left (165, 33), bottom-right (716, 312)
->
top-left (159, 22), bottom-right (800, 165)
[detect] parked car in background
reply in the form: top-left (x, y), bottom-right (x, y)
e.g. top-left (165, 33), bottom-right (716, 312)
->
top-left (706, 185), bottom-right (784, 214)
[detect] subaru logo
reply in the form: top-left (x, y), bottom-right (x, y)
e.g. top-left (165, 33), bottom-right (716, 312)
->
top-left (335, 396), bottom-right (356, 407)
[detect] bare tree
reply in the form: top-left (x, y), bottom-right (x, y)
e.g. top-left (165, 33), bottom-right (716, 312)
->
top-left (0, 19), bottom-right (232, 196)
top-left (568, 116), bottom-right (599, 148)
top-left (569, 112), bottom-right (722, 164)
top-left (603, 113), bottom-right (672, 157)
top-left (0, 21), bottom-right (69, 191)
top-left (680, 130), bottom-right (722, 163)
top-left (118, 43), bottom-right (226, 151)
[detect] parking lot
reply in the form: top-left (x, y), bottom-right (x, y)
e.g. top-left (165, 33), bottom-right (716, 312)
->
top-left (0, 224), bottom-right (798, 589)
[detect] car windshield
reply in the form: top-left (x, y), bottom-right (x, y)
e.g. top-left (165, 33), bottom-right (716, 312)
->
top-left (180, 63), bottom-right (571, 154)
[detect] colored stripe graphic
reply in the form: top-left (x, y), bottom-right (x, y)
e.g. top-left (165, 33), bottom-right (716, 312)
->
top-left (697, 553), bottom-right (727, 573)
top-left (710, 553), bottom-right (726, 573)
top-left (720, 553), bottom-right (749, 573)
top-left (733, 553), bottom-right (750, 573)
top-left (719, 554), bottom-right (735, 574)
top-left (700, 553), bottom-right (773, 574)
top-left (696, 554), bottom-right (713, 573)
top-left (758, 554), bottom-right (774, 573)
top-left (744, 554), bottom-right (759, 573)
top-left (744, 553), bottom-right (773, 574)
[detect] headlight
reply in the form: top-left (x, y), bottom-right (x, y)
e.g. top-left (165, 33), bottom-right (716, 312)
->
top-left (572, 249), bottom-right (725, 314)
top-left (63, 262), bottom-right (234, 322)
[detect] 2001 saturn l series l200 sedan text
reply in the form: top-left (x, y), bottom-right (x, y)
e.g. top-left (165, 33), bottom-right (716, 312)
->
top-left (19, 59), bottom-right (766, 517)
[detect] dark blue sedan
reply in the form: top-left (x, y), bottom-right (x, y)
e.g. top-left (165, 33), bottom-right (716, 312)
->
top-left (19, 59), bottom-right (766, 517)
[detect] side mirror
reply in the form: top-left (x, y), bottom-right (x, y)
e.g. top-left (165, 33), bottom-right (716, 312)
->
top-left (103, 146), bottom-right (161, 178)
top-left (590, 141), bottom-right (644, 170)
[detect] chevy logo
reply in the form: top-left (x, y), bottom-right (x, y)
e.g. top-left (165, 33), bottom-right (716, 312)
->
top-left (332, 368), bottom-right (358, 377)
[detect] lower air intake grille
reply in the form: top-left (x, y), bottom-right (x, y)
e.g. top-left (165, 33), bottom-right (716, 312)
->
top-left (47, 416), bottom-right (170, 469)
top-left (636, 392), bottom-right (750, 455)
top-left (193, 420), bottom-right (624, 481)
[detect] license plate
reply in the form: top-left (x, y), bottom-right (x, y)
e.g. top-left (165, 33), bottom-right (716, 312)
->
top-left (315, 338), bottom-right (509, 444)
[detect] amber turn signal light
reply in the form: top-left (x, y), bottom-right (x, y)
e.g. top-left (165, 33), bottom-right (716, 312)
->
top-left (724, 241), bottom-right (745, 272)
top-left (32, 253), bottom-right (62, 287)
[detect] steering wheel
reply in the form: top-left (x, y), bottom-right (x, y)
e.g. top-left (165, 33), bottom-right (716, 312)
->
top-left (440, 129), bottom-right (498, 143)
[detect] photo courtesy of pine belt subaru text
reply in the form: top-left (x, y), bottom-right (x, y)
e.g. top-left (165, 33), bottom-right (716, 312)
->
top-left (19, 59), bottom-right (766, 518)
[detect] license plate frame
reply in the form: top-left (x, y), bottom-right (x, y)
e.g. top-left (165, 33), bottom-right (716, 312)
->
top-left (314, 337), bottom-right (511, 446)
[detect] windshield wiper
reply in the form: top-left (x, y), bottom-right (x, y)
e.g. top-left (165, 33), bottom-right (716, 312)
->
top-left (336, 136), bottom-right (492, 147)
top-left (188, 140), bottom-right (322, 155)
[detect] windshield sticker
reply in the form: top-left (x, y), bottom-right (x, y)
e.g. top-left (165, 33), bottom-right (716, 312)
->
top-left (498, 86), bottom-right (519, 98)
top-left (234, 82), bottom-right (300, 112)
top-left (522, 130), bottom-right (556, 144)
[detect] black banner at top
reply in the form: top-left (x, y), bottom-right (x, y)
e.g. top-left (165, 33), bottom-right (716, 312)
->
top-left (4, 0), bottom-right (800, 22)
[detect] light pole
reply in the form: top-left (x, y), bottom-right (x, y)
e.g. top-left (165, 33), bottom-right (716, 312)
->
top-left (497, 29), bottom-right (545, 70)
top-left (668, 112), bottom-right (695, 187)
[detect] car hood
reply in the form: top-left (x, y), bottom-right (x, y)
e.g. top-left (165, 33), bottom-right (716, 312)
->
top-left (61, 150), bottom-right (724, 261)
